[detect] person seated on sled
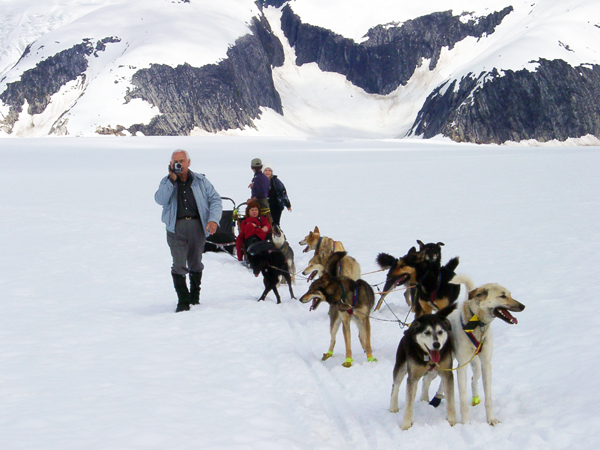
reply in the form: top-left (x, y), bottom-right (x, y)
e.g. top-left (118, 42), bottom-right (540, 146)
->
top-left (236, 200), bottom-right (272, 261)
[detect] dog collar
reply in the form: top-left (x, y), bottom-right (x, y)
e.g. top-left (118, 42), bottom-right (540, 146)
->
top-left (461, 312), bottom-right (486, 354)
top-left (315, 236), bottom-right (323, 252)
top-left (462, 312), bottom-right (484, 332)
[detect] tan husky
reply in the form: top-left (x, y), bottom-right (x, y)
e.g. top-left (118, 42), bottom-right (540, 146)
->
top-left (447, 282), bottom-right (525, 425)
top-left (299, 226), bottom-right (361, 281)
top-left (299, 252), bottom-right (376, 368)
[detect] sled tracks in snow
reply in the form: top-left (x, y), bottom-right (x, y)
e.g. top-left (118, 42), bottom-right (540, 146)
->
top-left (277, 308), bottom-right (398, 449)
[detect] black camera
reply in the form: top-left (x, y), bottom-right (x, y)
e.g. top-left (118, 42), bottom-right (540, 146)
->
top-left (171, 162), bottom-right (183, 174)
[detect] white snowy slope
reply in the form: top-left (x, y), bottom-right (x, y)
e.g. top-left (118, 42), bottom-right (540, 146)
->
top-left (0, 0), bottom-right (261, 137)
top-left (0, 136), bottom-right (599, 449)
top-left (1, 0), bottom-right (599, 138)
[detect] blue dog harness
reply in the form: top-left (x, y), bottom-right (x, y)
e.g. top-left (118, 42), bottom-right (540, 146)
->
top-left (461, 308), bottom-right (486, 354)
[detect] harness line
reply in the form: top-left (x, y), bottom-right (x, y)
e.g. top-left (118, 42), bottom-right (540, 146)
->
top-left (437, 317), bottom-right (489, 372)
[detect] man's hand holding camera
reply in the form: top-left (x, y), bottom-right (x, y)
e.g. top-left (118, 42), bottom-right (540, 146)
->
top-left (169, 162), bottom-right (183, 181)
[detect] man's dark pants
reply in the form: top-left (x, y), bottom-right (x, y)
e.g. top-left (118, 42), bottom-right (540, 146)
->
top-left (167, 218), bottom-right (206, 310)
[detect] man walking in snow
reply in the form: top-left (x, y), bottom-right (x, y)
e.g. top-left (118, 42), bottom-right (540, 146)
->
top-left (155, 150), bottom-right (222, 312)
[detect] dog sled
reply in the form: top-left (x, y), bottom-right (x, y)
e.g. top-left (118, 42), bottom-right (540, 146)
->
top-left (204, 197), bottom-right (238, 255)
top-left (233, 201), bottom-right (294, 275)
top-left (204, 198), bottom-right (274, 258)
top-left (206, 199), bottom-right (295, 283)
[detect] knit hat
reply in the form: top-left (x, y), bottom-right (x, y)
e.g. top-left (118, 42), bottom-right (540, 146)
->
top-left (246, 200), bottom-right (261, 215)
top-left (263, 163), bottom-right (273, 172)
top-left (251, 158), bottom-right (262, 169)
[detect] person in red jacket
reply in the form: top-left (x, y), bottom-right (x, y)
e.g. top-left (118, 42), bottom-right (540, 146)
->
top-left (236, 200), bottom-right (271, 261)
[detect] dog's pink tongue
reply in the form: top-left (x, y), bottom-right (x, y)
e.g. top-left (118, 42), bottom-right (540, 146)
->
top-left (429, 350), bottom-right (441, 363)
top-left (499, 308), bottom-right (518, 324)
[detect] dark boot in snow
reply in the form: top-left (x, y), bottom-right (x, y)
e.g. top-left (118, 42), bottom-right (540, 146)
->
top-left (172, 273), bottom-right (190, 313)
top-left (189, 271), bottom-right (202, 305)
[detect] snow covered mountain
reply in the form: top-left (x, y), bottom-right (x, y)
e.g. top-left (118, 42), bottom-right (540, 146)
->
top-left (1, 0), bottom-right (599, 143)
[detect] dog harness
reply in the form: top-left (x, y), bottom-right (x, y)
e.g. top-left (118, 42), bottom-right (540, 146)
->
top-left (315, 236), bottom-right (323, 252)
top-left (315, 236), bottom-right (339, 255)
top-left (429, 272), bottom-right (442, 305)
top-left (461, 310), bottom-right (486, 355)
top-left (336, 259), bottom-right (343, 277)
top-left (416, 269), bottom-right (442, 307)
top-left (340, 283), bottom-right (359, 315)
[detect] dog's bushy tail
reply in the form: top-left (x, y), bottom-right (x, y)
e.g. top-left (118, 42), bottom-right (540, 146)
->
top-left (376, 252), bottom-right (397, 269)
top-left (323, 251), bottom-right (347, 277)
top-left (450, 274), bottom-right (475, 299)
top-left (445, 256), bottom-right (460, 272)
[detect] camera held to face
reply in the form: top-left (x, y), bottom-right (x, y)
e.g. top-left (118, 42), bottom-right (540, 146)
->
top-left (172, 162), bottom-right (183, 174)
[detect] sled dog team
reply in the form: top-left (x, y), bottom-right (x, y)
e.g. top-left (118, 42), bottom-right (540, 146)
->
top-left (293, 226), bottom-right (526, 430)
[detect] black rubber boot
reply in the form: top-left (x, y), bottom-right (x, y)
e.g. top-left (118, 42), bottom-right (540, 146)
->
top-left (189, 271), bottom-right (202, 305)
top-left (172, 273), bottom-right (190, 312)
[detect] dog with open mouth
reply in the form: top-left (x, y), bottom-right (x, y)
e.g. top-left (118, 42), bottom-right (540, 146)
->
top-left (389, 304), bottom-right (457, 430)
top-left (299, 226), bottom-right (361, 282)
top-left (302, 250), bottom-right (361, 282)
top-left (375, 246), bottom-right (421, 311)
top-left (375, 241), bottom-right (470, 317)
top-left (299, 252), bottom-right (375, 367)
top-left (447, 282), bottom-right (525, 425)
top-left (375, 240), bottom-right (444, 312)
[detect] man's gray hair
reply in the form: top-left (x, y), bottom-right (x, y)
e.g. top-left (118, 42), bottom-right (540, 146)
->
top-left (171, 149), bottom-right (190, 161)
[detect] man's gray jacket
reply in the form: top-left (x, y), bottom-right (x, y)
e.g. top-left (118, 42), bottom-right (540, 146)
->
top-left (155, 170), bottom-right (222, 236)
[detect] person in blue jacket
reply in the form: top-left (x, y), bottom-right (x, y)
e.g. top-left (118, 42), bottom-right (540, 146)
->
top-left (155, 149), bottom-right (222, 312)
top-left (247, 158), bottom-right (270, 216)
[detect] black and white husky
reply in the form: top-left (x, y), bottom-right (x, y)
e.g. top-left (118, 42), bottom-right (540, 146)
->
top-left (272, 224), bottom-right (296, 285)
top-left (389, 304), bottom-right (457, 430)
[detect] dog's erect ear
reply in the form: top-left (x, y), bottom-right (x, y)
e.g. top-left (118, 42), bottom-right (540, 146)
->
top-left (407, 246), bottom-right (417, 255)
top-left (409, 319), bottom-right (424, 334)
top-left (441, 318), bottom-right (452, 331)
top-left (436, 302), bottom-right (457, 318)
top-left (469, 287), bottom-right (488, 301)
top-left (437, 242), bottom-right (445, 247)
top-left (314, 226), bottom-right (319, 233)
top-left (417, 240), bottom-right (425, 250)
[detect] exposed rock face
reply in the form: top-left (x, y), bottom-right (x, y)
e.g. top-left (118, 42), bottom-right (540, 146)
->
top-left (409, 59), bottom-right (600, 143)
top-left (279, 5), bottom-right (513, 95)
top-left (0, 37), bottom-right (120, 134)
top-left (257, 0), bottom-right (288, 8)
top-left (1, 1), bottom-right (599, 143)
top-left (126, 15), bottom-right (284, 136)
